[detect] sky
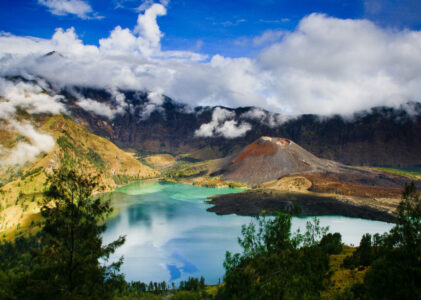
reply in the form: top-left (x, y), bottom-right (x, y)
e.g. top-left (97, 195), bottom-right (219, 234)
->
top-left (0, 0), bottom-right (421, 117)
top-left (1, 0), bottom-right (421, 57)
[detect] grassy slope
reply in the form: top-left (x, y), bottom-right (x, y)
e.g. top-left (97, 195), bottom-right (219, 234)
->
top-left (143, 154), bottom-right (177, 167)
top-left (322, 246), bottom-right (367, 299)
top-left (0, 114), bottom-right (159, 239)
top-left (361, 166), bottom-right (421, 180)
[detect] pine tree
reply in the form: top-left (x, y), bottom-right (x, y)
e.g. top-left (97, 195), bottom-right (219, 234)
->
top-left (28, 167), bottom-right (125, 299)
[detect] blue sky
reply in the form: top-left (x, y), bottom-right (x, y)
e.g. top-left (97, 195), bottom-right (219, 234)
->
top-left (0, 0), bottom-right (421, 117)
top-left (1, 0), bottom-right (420, 57)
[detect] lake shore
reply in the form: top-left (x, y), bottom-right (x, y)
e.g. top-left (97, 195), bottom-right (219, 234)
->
top-left (206, 190), bottom-right (396, 223)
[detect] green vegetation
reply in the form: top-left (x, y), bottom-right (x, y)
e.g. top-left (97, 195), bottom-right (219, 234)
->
top-left (56, 136), bottom-right (77, 151)
top-left (0, 167), bottom-right (211, 299)
top-left (216, 183), bottom-right (420, 299)
top-left (191, 176), bottom-right (247, 188)
top-left (20, 167), bottom-right (43, 180)
top-left (112, 277), bottom-right (212, 299)
top-left (87, 148), bottom-right (106, 170)
top-left (0, 167), bottom-right (125, 299)
top-left (0, 115), bottom-right (157, 237)
top-left (362, 166), bottom-right (421, 180)
top-left (112, 174), bottom-right (152, 185)
top-left (1, 162), bottom-right (419, 299)
top-left (216, 214), bottom-right (338, 299)
top-left (337, 182), bottom-right (421, 299)
top-left (166, 165), bottom-right (206, 179)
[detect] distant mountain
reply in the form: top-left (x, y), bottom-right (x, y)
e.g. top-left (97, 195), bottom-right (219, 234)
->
top-left (4, 76), bottom-right (421, 167)
top-left (63, 86), bottom-right (421, 167)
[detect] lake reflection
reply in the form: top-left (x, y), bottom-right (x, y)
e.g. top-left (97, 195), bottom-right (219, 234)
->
top-left (102, 182), bottom-right (393, 284)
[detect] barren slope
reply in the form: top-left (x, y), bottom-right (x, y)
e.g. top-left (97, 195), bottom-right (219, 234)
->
top-left (218, 137), bottom-right (420, 191)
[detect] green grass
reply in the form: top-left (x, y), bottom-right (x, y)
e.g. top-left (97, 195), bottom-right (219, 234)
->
top-left (362, 166), bottom-right (421, 180)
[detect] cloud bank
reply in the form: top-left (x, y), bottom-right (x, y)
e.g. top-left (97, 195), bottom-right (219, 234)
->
top-left (1, 6), bottom-right (421, 116)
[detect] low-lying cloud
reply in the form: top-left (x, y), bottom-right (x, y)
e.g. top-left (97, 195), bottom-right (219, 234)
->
top-left (140, 90), bottom-right (164, 120)
top-left (68, 88), bottom-right (128, 119)
top-left (0, 78), bottom-right (64, 166)
top-left (195, 108), bottom-right (251, 139)
top-left (240, 107), bottom-right (288, 128)
top-left (0, 121), bottom-right (56, 167)
top-left (1, 5), bottom-right (421, 116)
top-left (0, 78), bottom-right (66, 119)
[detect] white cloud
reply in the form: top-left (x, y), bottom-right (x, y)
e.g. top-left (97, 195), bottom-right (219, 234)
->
top-left (0, 10), bottom-right (421, 118)
top-left (0, 78), bottom-right (66, 119)
top-left (133, 4), bottom-right (167, 53)
top-left (99, 3), bottom-right (203, 60)
top-left (195, 107), bottom-right (251, 138)
top-left (38, 0), bottom-right (100, 19)
top-left (0, 79), bottom-right (63, 166)
top-left (240, 108), bottom-right (287, 127)
top-left (140, 90), bottom-right (164, 120)
top-left (217, 19), bottom-right (247, 27)
top-left (69, 88), bottom-right (128, 119)
top-left (258, 13), bottom-right (421, 115)
top-left (76, 98), bottom-right (121, 119)
top-left (136, 0), bottom-right (169, 12)
top-left (253, 30), bottom-right (285, 46)
top-left (216, 120), bottom-right (252, 139)
top-left (0, 121), bottom-right (55, 167)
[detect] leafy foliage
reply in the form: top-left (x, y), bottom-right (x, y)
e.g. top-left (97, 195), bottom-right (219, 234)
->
top-left (340, 182), bottom-right (421, 299)
top-left (217, 214), bottom-right (340, 300)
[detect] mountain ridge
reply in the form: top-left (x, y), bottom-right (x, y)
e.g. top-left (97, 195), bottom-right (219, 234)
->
top-left (3, 76), bottom-right (421, 167)
top-left (72, 90), bottom-right (421, 166)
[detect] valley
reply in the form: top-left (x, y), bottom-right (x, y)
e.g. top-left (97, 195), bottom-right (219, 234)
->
top-left (0, 78), bottom-right (419, 298)
top-left (2, 88), bottom-right (419, 239)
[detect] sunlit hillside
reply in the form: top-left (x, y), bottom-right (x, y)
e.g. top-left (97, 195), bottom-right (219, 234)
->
top-left (0, 114), bottom-right (158, 238)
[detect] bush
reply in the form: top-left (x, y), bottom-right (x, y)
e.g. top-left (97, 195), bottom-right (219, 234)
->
top-left (320, 232), bottom-right (343, 254)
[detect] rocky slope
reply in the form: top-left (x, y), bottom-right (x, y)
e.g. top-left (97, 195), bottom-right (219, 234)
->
top-left (215, 137), bottom-right (337, 185)
top-left (204, 136), bottom-right (421, 220)
top-left (214, 136), bottom-right (418, 188)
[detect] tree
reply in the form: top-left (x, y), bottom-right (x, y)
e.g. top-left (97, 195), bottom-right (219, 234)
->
top-left (319, 232), bottom-right (342, 255)
top-left (217, 213), bottom-right (337, 300)
top-left (28, 167), bottom-right (125, 299)
top-left (343, 233), bottom-right (374, 269)
top-left (363, 182), bottom-right (421, 300)
top-left (340, 182), bottom-right (421, 299)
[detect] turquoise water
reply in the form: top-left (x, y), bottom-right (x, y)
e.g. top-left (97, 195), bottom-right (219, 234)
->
top-left (102, 182), bottom-right (393, 284)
